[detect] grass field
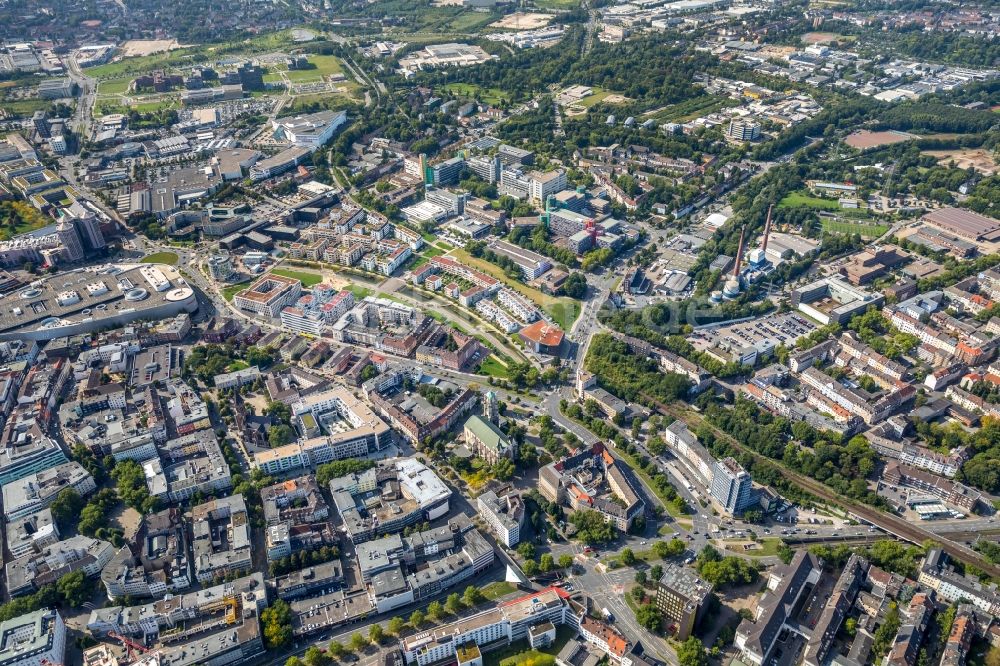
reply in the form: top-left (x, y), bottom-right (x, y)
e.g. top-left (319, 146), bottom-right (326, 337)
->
top-left (450, 248), bottom-right (580, 330)
top-left (478, 355), bottom-right (511, 379)
top-left (481, 581), bottom-right (516, 600)
top-left (132, 99), bottom-right (180, 113)
top-left (271, 268), bottom-right (324, 287)
top-left (444, 82), bottom-right (507, 106)
top-left (645, 95), bottom-right (738, 123)
top-left (284, 89), bottom-right (359, 113)
top-left (140, 252), bottom-right (179, 265)
top-left (533, 0), bottom-right (580, 8)
top-left (821, 219), bottom-right (889, 237)
top-left (284, 54), bottom-right (344, 82)
top-left (0, 99), bottom-right (50, 117)
top-left (778, 191), bottom-right (841, 211)
top-left (98, 77), bottom-right (133, 96)
top-left (343, 284), bottom-right (373, 300)
top-left (718, 537), bottom-right (784, 558)
top-left (222, 281), bottom-right (251, 302)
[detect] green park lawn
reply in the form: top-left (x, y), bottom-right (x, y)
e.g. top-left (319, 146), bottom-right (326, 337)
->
top-left (478, 355), bottom-right (511, 379)
top-left (285, 54), bottom-right (345, 82)
top-left (778, 191), bottom-right (841, 211)
top-left (222, 281), bottom-right (251, 302)
top-left (343, 284), bottom-right (373, 300)
top-left (444, 83), bottom-right (507, 106)
top-left (270, 268), bottom-right (324, 287)
top-left (140, 252), bottom-right (179, 265)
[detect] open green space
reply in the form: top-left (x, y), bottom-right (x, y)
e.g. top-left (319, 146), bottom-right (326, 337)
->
top-left (644, 95), bottom-right (739, 123)
top-left (271, 268), bottom-right (324, 287)
top-left (226, 360), bottom-right (250, 372)
top-left (284, 54), bottom-right (345, 82)
top-left (0, 202), bottom-right (55, 240)
top-left (98, 77), bottom-right (133, 96)
top-left (777, 191), bottom-right (841, 211)
top-left (478, 355), bottom-right (511, 379)
top-left (481, 581), bottom-right (516, 600)
top-left (140, 251), bottom-right (179, 265)
top-left (343, 283), bottom-right (373, 300)
top-left (222, 281), bottom-right (251, 302)
top-left (717, 537), bottom-right (784, 558)
top-left (821, 219), bottom-right (889, 237)
top-left (576, 89), bottom-right (611, 109)
top-left (450, 248), bottom-right (581, 330)
top-left (87, 31), bottom-right (297, 81)
top-left (533, 0), bottom-right (580, 8)
top-left (444, 83), bottom-right (507, 106)
top-left (132, 99), bottom-right (180, 113)
top-left (284, 89), bottom-right (359, 114)
top-left (0, 99), bottom-right (50, 117)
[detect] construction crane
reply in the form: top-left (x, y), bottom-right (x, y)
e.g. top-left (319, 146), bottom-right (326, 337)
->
top-left (108, 631), bottom-right (150, 660)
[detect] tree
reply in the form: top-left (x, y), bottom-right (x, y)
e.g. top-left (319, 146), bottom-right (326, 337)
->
top-left (57, 571), bottom-right (92, 607)
top-left (650, 564), bottom-right (663, 581)
top-left (517, 542), bottom-right (537, 560)
top-left (523, 559), bottom-right (539, 576)
top-left (621, 548), bottom-right (637, 566)
top-left (635, 570), bottom-right (647, 586)
top-left (539, 553), bottom-right (555, 572)
top-left (111, 459), bottom-right (157, 512)
top-left (558, 554), bottom-right (574, 569)
top-left (304, 647), bottom-right (332, 666)
top-left (260, 599), bottom-right (293, 649)
top-left (427, 601), bottom-right (445, 621)
top-left (369, 624), bottom-right (384, 645)
top-left (492, 457), bottom-right (516, 481)
top-left (677, 638), bottom-right (708, 666)
top-left (287, 658), bottom-right (305, 666)
top-left (569, 510), bottom-right (616, 545)
top-left (463, 585), bottom-right (484, 607)
top-left (635, 604), bottom-right (662, 632)
top-left (409, 610), bottom-right (425, 628)
top-left (328, 642), bottom-right (346, 659)
top-left (445, 593), bottom-right (462, 615)
top-left (388, 616), bottom-right (406, 636)
top-left (49, 488), bottom-right (84, 532)
top-left (350, 633), bottom-right (368, 652)
top-left (269, 424), bottom-right (296, 447)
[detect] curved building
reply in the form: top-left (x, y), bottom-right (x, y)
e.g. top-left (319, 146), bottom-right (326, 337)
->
top-left (0, 263), bottom-right (198, 341)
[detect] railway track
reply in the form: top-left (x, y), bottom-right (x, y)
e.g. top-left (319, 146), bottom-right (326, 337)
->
top-left (653, 400), bottom-right (1000, 578)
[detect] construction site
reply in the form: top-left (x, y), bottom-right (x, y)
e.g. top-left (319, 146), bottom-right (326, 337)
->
top-left (85, 573), bottom-right (268, 666)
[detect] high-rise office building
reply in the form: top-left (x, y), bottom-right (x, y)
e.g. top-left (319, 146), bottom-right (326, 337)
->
top-left (710, 457), bottom-right (754, 516)
top-left (57, 220), bottom-right (84, 263)
top-left (727, 119), bottom-right (761, 142)
top-left (655, 563), bottom-right (713, 640)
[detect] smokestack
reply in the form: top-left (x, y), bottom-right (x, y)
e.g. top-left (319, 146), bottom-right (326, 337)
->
top-left (762, 204), bottom-right (773, 253)
top-left (733, 225), bottom-right (746, 278)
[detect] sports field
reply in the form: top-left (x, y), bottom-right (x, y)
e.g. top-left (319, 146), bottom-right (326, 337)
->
top-left (821, 220), bottom-right (888, 237)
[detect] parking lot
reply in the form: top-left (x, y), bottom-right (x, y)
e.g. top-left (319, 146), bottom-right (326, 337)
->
top-left (692, 312), bottom-right (818, 354)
